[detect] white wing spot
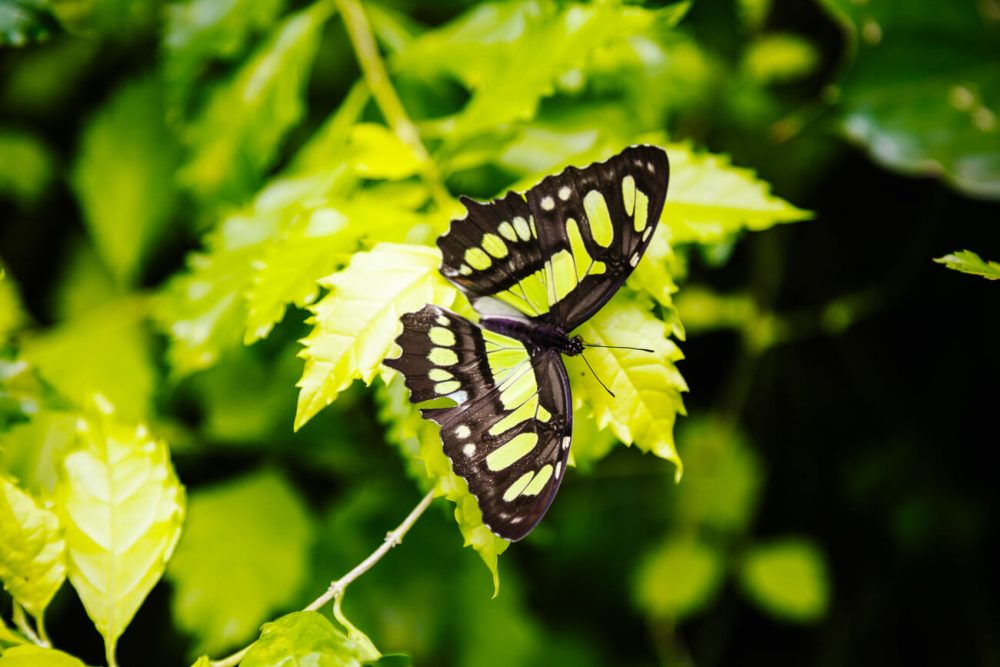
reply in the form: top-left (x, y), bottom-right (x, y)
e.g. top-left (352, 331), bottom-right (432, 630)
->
top-left (463, 443), bottom-right (476, 457)
top-left (448, 390), bottom-right (468, 404)
top-left (629, 253), bottom-right (640, 267)
top-left (642, 227), bottom-right (652, 242)
top-left (562, 436), bottom-right (571, 450)
top-left (435, 315), bottom-right (449, 326)
top-left (647, 161), bottom-right (655, 173)
top-left (455, 424), bottom-right (471, 439)
top-left (555, 461), bottom-right (562, 478)
top-left (541, 196), bottom-right (555, 210)
top-left (558, 186), bottom-right (571, 200)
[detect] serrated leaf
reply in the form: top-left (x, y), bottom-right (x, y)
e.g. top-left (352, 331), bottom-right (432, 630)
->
top-left (0, 475), bottom-right (66, 619)
top-left (19, 299), bottom-right (155, 421)
top-left (163, 0), bottom-right (287, 112)
top-left (934, 250), bottom-right (1000, 280)
top-left (742, 33), bottom-right (818, 84)
top-left (739, 538), bottom-right (830, 622)
top-left (55, 402), bottom-right (185, 663)
top-left (166, 470), bottom-right (314, 655)
top-left (295, 243), bottom-right (459, 430)
top-left (376, 377), bottom-right (508, 593)
top-left (633, 537), bottom-right (724, 619)
top-left (0, 646), bottom-right (86, 666)
top-left (665, 143), bottom-right (812, 244)
top-left (0, 0), bottom-right (60, 47)
top-left (626, 226), bottom-right (684, 338)
top-left (566, 297), bottom-right (687, 475)
top-left (179, 1), bottom-right (333, 203)
top-left (241, 611), bottom-right (375, 667)
top-left (71, 76), bottom-right (181, 286)
top-left (0, 130), bottom-right (53, 202)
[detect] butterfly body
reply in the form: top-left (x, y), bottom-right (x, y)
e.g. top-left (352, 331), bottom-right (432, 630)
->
top-left (385, 145), bottom-right (669, 541)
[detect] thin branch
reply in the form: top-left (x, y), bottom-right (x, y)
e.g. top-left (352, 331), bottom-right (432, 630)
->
top-left (334, 0), bottom-right (451, 208)
top-left (210, 490), bottom-right (436, 667)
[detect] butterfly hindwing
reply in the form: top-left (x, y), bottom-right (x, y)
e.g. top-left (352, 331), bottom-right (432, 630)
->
top-left (385, 305), bottom-right (571, 541)
top-left (439, 145), bottom-right (669, 330)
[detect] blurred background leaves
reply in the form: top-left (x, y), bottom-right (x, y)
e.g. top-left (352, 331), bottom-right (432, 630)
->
top-left (1, 0), bottom-right (998, 665)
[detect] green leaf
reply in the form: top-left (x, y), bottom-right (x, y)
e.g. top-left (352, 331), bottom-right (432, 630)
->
top-left (665, 143), bottom-right (812, 244)
top-left (19, 299), bottom-right (155, 421)
top-left (344, 123), bottom-right (422, 180)
top-left (163, 0), bottom-right (287, 112)
top-left (823, 0), bottom-right (1000, 199)
top-left (0, 130), bottom-right (53, 202)
top-left (566, 297), bottom-right (687, 475)
top-left (55, 400), bottom-right (185, 663)
top-left (0, 0), bottom-right (60, 47)
top-left (0, 266), bottom-right (28, 339)
top-left (739, 538), bottom-right (830, 622)
top-left (70, 76), bottom-right (181, 286)
top-left (0, 646), bottom-right (86, 666)
top-left (376, 377), bottom-right (508, 593)
top-left (0, 613), bottom-right (28, 646)
top-left (241, 611), bottom-right (375, 667)
top-left (633, 537), bottom-right (724, 619)
top-left (49, 0), bottom-right (154, 36)
top-left (295, 243), bottom-right (459, 430)
top-left (742, 33), bottom-right (818, 84)
top-left (179, 1), bottom-right (333, 203)
top-left (166, 470), bottom-right (314, 655)
top-left (0, 475), bottom-right (66, 619)
top-left (934, 250), bottom-right (1000, 280)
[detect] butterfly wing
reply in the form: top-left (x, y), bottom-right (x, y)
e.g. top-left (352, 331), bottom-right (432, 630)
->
top-left (438, 144), bottom-right (669, 331)
top-left (384, 305), bottom-right (571, 541)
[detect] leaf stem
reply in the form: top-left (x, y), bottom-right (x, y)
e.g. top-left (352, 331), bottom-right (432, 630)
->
top-left (334, 0), bottom-right (451, 209)
top-left (11, 603), bottom-right (44, 647)
top-left (210, 490), bottom-right (436, 667)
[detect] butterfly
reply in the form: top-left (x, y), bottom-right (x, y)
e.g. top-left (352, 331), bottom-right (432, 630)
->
top-left (384, 145), bottom-right (670, 541)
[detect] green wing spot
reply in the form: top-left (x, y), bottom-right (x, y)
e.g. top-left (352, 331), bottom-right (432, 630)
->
top-left (546, 249), bottom-right (577, 305)
top-left (497, 221), bottom-right (518, 242)
top-left (429, 348), bottom-right (459, 366)
top-left (435, 380), bottom-right (461, 395)
top-left (486, 432), bottom-right (539, 471)
top-left (503, 471), bottom-right (536, 502)
top-left (622, 175), bottom-right (636, 216)
top-left (481, 233), bottom-right (509, 258)
top-left (429, 368), bottom-right (453, 381)
top-left (584, 190), bottom-right (614, 247)
top-left (524, 464), bottom-right (553, 496)
top-left (465, 247), bottom-right (492, 270)
top-left (429, 326), bottom-right (457, 347)
top-left (633, 189), bottom-right (650, 232)
top-left (513, 216), bottom-right (532, 241)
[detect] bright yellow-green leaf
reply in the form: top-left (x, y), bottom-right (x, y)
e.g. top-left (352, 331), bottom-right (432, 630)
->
top-left (55, 401), bottom-right (185, 663)
top-left (739, 538), bottom-right (830, 622)
top-left (377, 377), bottom-right (508, 593)
top-left (0, 130), bottom-right (52, 201)
top-left (19, 299), bottom-right (155, 421)
top-left (179, 1), bottom-right (334, 202)
top-left (345, 123), bottom-right (423, 180)
top-left (50, 240), bottom-right (119, 321)
top-left (241, 611), bottom-right (376, 667)
top-left (743, 33), bottom-right (818, 84)
top-left (0, 411), bottom-right (77, 497)
top-left (566, 297), bottom-right (687, 476)
top-left (166, 470), bottom-right (314, 655)
top-left (0, 265), bottom-right (28, 339)
top-left (633, 537), bottom-right (724, 619)
top-left (0, 613), bottom-right (28, 646)
top-left (0, 475), bottom-right (66, 619)
top-left (566, 411), bottom-right (617, 472)
top-left (295, 243), bottom-right (459, 430)
top-left (0, 645), bottom-right (86, 666)
top-left (71, 76), bottom-right (181, 286)
top-left (934, 250), bottom-right (1000, 281)
top-left (665, 143), bottom-right (812, 244)
top-left (189, 657), bottom-right (210, 667)
top-left (673, 286), bottom-right (757, 334)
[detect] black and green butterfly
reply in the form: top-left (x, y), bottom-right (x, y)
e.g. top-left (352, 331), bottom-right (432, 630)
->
top-left (385, 145), bottom-right (669, 540)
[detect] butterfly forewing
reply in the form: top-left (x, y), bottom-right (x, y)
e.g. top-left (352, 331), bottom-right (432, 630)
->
top-left (385, 305), bottom-right (572, 541)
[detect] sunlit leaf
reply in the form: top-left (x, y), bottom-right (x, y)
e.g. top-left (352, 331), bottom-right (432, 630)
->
top-left (0, 645), bottom-right (86, 666)
top-left (566, 297), bottom-right (687, 476)
top-left (673, 286), bottom-right (756, 334)
top-left (241, 611), bottom-right (376, 667)
top-left (345, 123), bottom-right (422, 180)
top-left (0, 475), bottom-right (66, 619)
top-left (0, 613), bottom-right (28, 646)
top-left (166, 470), bottom-right (314, 655)
top-left (633, 537), bottom-right (724, 619)
top-left (0, 0), bottom-right (60, 47)
top-left (55, 401), bottom-right (185, 663)
top-left (50, 240), bottom-right (119, 320)
top-left (665, 143), bottom-right (812, 244)
top-left (20, 299), bottom-right (155, 421)
top-left (163, 0), bottom-right (287, 112)
top-left (0, 266), bottom-right (28, 339)
top-left (295, 243), bottom-right (459, 430)
top-left (179, 1), bottom-right (334, 202)
top-left (739, 538), bottom-right (830, 622)
top-left (934, 250), bottom-right (1000, 281)
top-left (0, 130), bottom-right (52, 202)
top-left (70, 76), bottom-right (181, 286)
top-left (376, 377), bottom-right (508, 592)
top-left (743, 33), bottom-right (818, 84)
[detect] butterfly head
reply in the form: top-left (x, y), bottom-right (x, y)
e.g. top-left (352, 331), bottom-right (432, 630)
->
top-left (567, 334), bottom-right (585, 357)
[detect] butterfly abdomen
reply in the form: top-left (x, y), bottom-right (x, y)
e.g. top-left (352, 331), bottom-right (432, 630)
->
top-left (481, 317), bottom-right (584, 357)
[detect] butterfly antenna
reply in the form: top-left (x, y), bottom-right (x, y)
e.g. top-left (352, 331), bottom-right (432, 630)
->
top-left (583, 343), bottom-right (655, 353)
top-left (580, 353), bottom-right (615, 398)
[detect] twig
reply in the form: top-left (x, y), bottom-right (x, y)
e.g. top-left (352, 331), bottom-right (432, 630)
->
top-left (210, 490), bottom-right (436, 667)
top-left (334, 0), bottom-right (452, 209)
